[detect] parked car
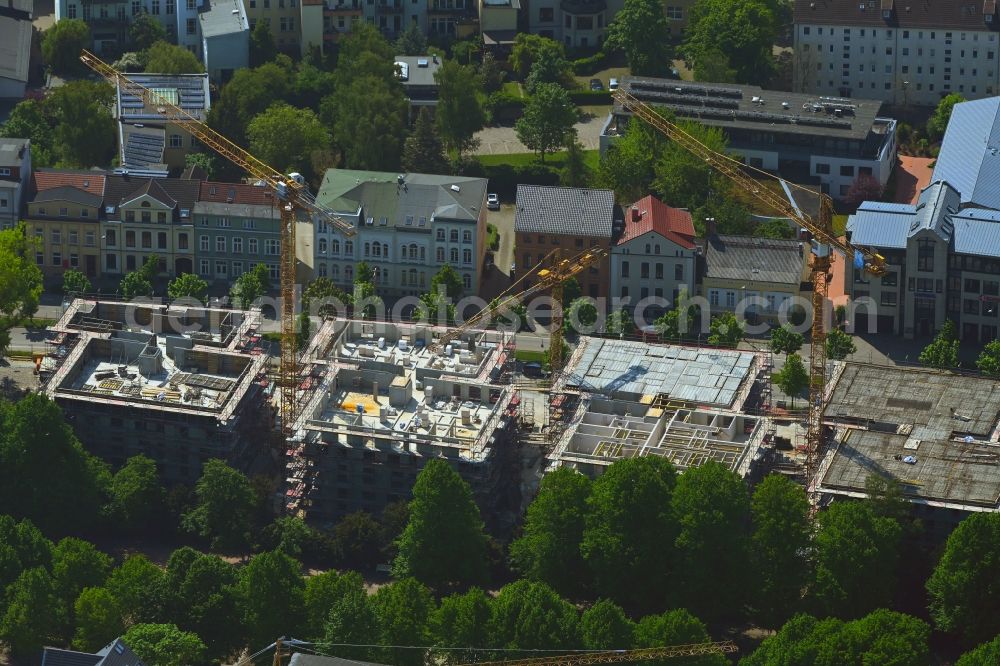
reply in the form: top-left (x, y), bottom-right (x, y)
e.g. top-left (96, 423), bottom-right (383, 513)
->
top-left (589, 78), bottom-right (604, 91)
top-left (609, 77), bottom-right (619, 91)
top-left (487, 193), bottom-right (500, 210)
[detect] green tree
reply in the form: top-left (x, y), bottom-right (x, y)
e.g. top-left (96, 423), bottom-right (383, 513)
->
top-left (184, 152), bottom-right (217, 179)
top-left (582, 457), bottom-right (679, 612)
top-left (479, 52), bottom-right (505, 93)
top-left (0, 100), bottom-right (55, 166)
top-left (742, 610), bottom-right (931, 666)
top-left (51, 538), bottom-right (112, 622)
top-left (825, 328), bottom-right (857, 361)
top-left (865, 474), bottom-right (910, 525)
top-left (63, 269), bottom-right (92, 296)
top-left (237, 550), bottom-right (305, 649)
top-left (430, 588), bottom-right (491, 658)
top-left (435, 61), bottom-right (485, 156)
top-left (605, 0), bottom-right (673, 76)
top-left (372, 578), bottom-right (435, 666)
top-left (73, 587), bottom-right (124, 652)
top-left (47, 80), bottom-right (117, 168)
top-left (120, 270), bottom-right (153, 300)
top-left (510, 467), bottom-right (592, 597)
top-left (606, 308), bottom-right (636, 338)
top-left (0, 516), bottom-right (53, 591)
top-left (331, 511), bottom-right (382, 570)
top-left (322, 574), bottom-right (379, 662)
top-left (42, 19), bottom-right (90, 75)
top-left (597, 117), bottom-right (666, 203)
top-left (919, 319), bottom-right (960, 368)
top-left (0, 567), bottom-right (63, 657)
top-left (653, 119), bottom-right (730, 211)
top-left (693, 47), bottom-right (737, 83)
top-left (129, 14), bottom-right (168, 51)
top-left (510, 34), bottom-right (566, 79)
top-left (750, 474), bottom-right (811, 627)
top-left (773, 353), bottom-right (809, 407)
top-left (107, 455), bottom-right (165, 533)
top-left (564, 297), bottom-right (599, 336)
top-left (352, 260), bottom-right (383, 320)
top-left (707, 311), bottom-right (744, 347)
top-left (0, 224), bottom-right (42, 322)
top-left (431, 263), bottom-right (465, 300)
top-left (0, 393), bottom-right (108, 534)
top-left (813, 501), bottom-right (902, 619)
top-left (673, 461), bottom-right (750, 622)
top-left (143, 40), bottom-right (204, 73)
top-left (769, 325), bottom-right (803, 357)
top-left (560, 138), bottom-right (591, 188)
top-left (516, 83), bottom-right (578, 163)
top-left (393, 458), bottom-right (489, 590)
top-left (323, 75), bottom-right (408, 170)
top-left (248, 103), bottom-right (331, 183)
top-left (305, 570), bottom-right (363, 639)
top-left (167, 273), bottom-right (209, 303)
top-left (166, 549), bottom-right (242, 659)
top-left (977, 339), bottom-right (1000, 376)
top-left (231, 263), bottom-right (270, 308)
top-left (106, 555), bottom-right (168, 625)
top-left (488, 580), bottom-right (580, 650)
top-left (250, 19), bottom-right (278, 67)
top-left (209, 62), bottom-right (293, 144)
top-left (403, 107), bottom-right (450, 174)
top-left (524, 47), bottom-right (572, 94)
top-left (927, 93), bottom-right (966, 140)
top-left (303, 277), bottom-right (351, 318)
top-left (580, 600), bottom-right (634, 650)
top-left (633, 609), bottom-right (726, 666)
top-left (928, 513), bottom-right (1000, 645)
top-left (122, 623), bottom-right (207, 666)
top-left (684, 0), bottom-right (777, 85)
top-left (958, 634), bottom-right (1000, 666)
top-left (395, 21), bottom-right (428, 55)
top-left (182, 460), bottom-right (256, 552)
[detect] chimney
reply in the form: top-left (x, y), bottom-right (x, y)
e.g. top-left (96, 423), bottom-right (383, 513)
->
top-left (372, 380), bottom-right (379, 401)
top-left (631, 206), bottom-right (640, 223)
top-left (704, 217), bottom-right (717, 236)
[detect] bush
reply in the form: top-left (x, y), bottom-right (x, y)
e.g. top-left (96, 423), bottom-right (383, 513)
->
top-left (485, 91), bottom-right (527, 123)
top-left (571, 51), bottom-right (608, 76)
top-left (481, 164), bottom-right (560, 200)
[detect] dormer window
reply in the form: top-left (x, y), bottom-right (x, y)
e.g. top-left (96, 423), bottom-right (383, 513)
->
top-left (141, 201), bottom-right (151, 207)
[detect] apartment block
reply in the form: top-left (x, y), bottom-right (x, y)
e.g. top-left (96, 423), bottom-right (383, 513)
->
top-left (314, 169), bottom-right (489, 299)
top-left (42, 299), bottom-right (270, 484)
top-left (514, 185), bottom-right (620, 299)
top-left (55, 0), bottom-right (206, 54)
top-left (526, 0), bottom-right (622, 48)
top-left (602, 77), bottom-right (897, 200)
top-left (199, 0), bottom-right (250, 82)
top-left (245, 0), bottom-right (303, 53)
top-left (0, 138), bottom-right (30, 229)
top-left (793, 0), bottom-right (1000, 106)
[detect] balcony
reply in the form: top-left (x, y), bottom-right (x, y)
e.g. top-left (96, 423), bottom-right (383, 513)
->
top-left (560, 0), bottom-right (605, 14)
top-left (376, 1), bottom-right (403, 12)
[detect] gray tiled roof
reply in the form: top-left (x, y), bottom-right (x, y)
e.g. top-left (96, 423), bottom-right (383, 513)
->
top-left (33, 185), bottom-right (104, 207)
top-left (0, 14), bottom-right (31, 85)
top-left (702, 235), bottom-right (804, 285)
top-left (932, 97), bottom-right (1000, 211)
top-left (41, 648), bottom-right (103, 666)
top-left (514, 185), bottom-right (616, 237)
top-left (289, 655), bottom-right (388, 666)
top-left (93, 639), bottom-right (147, 666)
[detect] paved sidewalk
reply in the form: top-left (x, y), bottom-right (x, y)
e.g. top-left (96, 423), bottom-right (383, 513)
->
top-left (474, 113), bottom-right (608, 155)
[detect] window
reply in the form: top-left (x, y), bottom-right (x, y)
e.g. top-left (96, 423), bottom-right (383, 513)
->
top-left (216, 236), bottom-right (226, 253)
top-left (709, 290), bottom-right (719, 307)
top-left (666, 5), bottom-right (682, 19)
top-left (132, 0), bottom-right (140, 13)
top-left (965, 278), bottom-right (981, 293)
top-left (965, 299), bottom-right (981, 315)
top-left (655, 263), bottom-right (664, 280)
top-left (815, 163), bottom-right (830, 175)
top-left (52, 252), bottom-right (61, 266)
top-left (157, 232), bottom-right (167, 249)
top-left (675, 264), bottom-right (683, 280)
top-left (462, 249), bottom-right (472, 265)
top-left (437, 247), bottom-right (445, 262)
top-left (141, 210), bottom-right (151, 223)
top-left (539, 7), bottom-right (553, 21)
top-left (126, 231), bottom-right (136, 248)
top-left (463, 230), bottom-right (472, 244)
top-left (640, 262), bottom-right (649, 279)
top-left (187, 0), bottom-right (196, 8)
top-left (85, 231), bottom-right (96, 247)
top-left (450, 229), bottom-right (459, 242)
top-left (215, 261), bottom-right (227, 277)
top-left (917, 238), bottom-right (935, 271)
top-left (152, 0), bottom-right (159, 13)
top-left (248, 238), bottom-right (259, 254)
top-left (66, 230), bottom-right (78, 245)
top-left (200, 235), bottom-right (209, 251)
top-left (882, 271), bottom-right (897, 287)
top-left (331, 239), bottom-right (339, 254)
top-left (450, 248), bottom-right (459, 263)
top-left (141, 231), bottom-right (152, 249)
top-left (68, 4), bottom-right (76, 17)
top-left (463, 274), bottom-right (472, 289)
top-left (167, 0), bottom-right (175, 12)
top-left (233, 261), bottom-right (244, 276)
top-left (265, 239), bottom-right (280, 255)
top-left (621, 261), bottom-right (629, 278)
top-left (436, 228), bottom-right (445, 241)
top-left (880, 292), bottom-right (897, 306)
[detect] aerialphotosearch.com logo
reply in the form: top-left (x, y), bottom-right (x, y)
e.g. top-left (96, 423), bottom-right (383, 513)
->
top-left (117, 287), bottom-right (883, 339)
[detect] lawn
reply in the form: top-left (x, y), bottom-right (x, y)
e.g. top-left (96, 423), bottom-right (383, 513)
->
top-left (515, 349), bottom-right (547, 363)
top-left (502, 81), bottom-right (526, 98)
top-left (479, 149), bottom-right (601, 172)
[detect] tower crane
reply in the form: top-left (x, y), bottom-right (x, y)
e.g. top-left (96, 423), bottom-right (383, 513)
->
top-left (612, 88), bottom-right (886, 488)
top-left (429, 247), bottom-right (607, 375)
top-left (79, 50), bottom-right (357, 437)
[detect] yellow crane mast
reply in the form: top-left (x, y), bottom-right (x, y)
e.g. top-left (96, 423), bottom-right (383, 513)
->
top-left (79, 50), bottom-right (357, 437)
top-left (429, 248), bottom-right (607, 376)
top-left (613, 88), bottom-right (886, 486)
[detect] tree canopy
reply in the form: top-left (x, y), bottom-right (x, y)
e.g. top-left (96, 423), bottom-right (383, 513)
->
top-left (47, 81), bottom-right (117, 168)
top-left (773, 353), bottom-right (809, 407)
top-left (167, 273), bottom-right (209, 304)
top-left (515, 83), bottom-right (578, 163)
top-left (919, 319), bottom-right (960, 368)
top-left (372, 578), bottom-right (435, 666)
top-left (129, 15), bottom-right (168, 52)
top-left (403, 107), bottom-right (450, 175)
top-left (927, 93), bottom-right (966, 140)
top-left (143, 41), bottom-right (204, 74)
top-left (0, 223), bottom-right (43, 322)
top-left (435, 61), bottom-right (485, 156)
top-left (249, 20), bottom-right (278, 67)
top-left (182, 460), bottom-right (256, 552)
top-left (605, 0), bottom-right (674, 76)
top-left (238, 550), bottom-right (305, 649)
top-left (977, 340), bottom-right (1000, 377)
top-left (769, 325), bottom-right (803, 357)
top-left (42, 20), bottom-right (90, 75)
top-left (248, 103), bottom-right (331, 184)
top-left (825, 328), bottom-right (857, 361)
top-left (488, 580), bottom-right (580, 651)
top-left (683, 0), bottom-right (778, 86)
top-left (122, 623), bottom-right (207, 666)
top-left (707, 312), bottom-right (744, 347)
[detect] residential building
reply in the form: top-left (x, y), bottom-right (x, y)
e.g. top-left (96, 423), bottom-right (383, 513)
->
top-left (0, 0), bottom-right (32, 99)
top-left (700, 234), bottom-right (809, 325)
top-left (199, 0), bottom-right (250, 82)
top-left (602, 77), bottom-right (898, 200)
top-left (287, 319), bottom-right (518, 524)
top-left (24, 170), bottom-right (107, 284)
top-left (322, 0), bottom-right (363, 46)
top-left (820, 363), bottom-right (1000, 538)
top-left (245, 0), bottom-right (302, 53)
top-left (43, 299), bottom-right (270, 484)
top-left (526, 0), bottom-right (623, 48)
top-left (115, 73), bottom-right (211, 177)
top-left (314, 170), bottom-right (489, 299)
top-left (42, 637), bottom-right (147, 666)
top-left (54, 0), bottom-right (205, 55)
top-left (478, 0), bottom-right (517, 54)
top-left (421, 0), bottom-right (477, 40)
top-left (363, 0), bottom-right (415, 38)
top-left (514, 184), bottom-right (619, 299)
top-left (844, 97), bottom-right (1000, 341)
top-left (792, 0), bottom-right (1000, 106)
top-left (663, 0), bottom-right (694, 37)
top-left (193, 181), bottom-right (283, 287)
top-left (395, 54), bottom-right (441, 115)
top-left (300, 0), bottom-right (324, 54)
top-left (100, 173), bottom-right (200, 279)
top-left (610, 195), bottom-right (697, 316)
top-left (0, 138), bottom-right (30, 229)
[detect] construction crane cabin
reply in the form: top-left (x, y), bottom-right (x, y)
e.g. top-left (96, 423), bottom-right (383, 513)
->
top-left (79, 50), bottom-right (357, 437)
top-left (611, 88), bottom-right (886, 491)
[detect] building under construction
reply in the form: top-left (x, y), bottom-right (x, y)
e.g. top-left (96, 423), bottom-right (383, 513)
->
top-left (42, 299), bottom-right (272, 483)
top-left (546, 338), bottom-right (771, 480)
top-left (284, 319), bottom-right (519, 526)
top-left (818, 362), bottom-right (1000, 536)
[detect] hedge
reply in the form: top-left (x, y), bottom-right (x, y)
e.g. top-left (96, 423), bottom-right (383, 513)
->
top-left (480, 163), bottom-right (561, 200)
top-left (568, 89), bottom-right (613, 105)
top-left (571, 51), bottom-right (608, 76)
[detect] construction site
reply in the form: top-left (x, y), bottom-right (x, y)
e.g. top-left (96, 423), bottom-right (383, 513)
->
top-left (40, 299), bottom-right (272, 483)
top-left (283, 319), bottom-right (520, 526)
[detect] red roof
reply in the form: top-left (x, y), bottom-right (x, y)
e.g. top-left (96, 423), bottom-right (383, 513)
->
top-left (199, 181), bottom-right (277, 205)
top-left (616, 195), bottom-right (696, 249)
top-left (33, 170), bottom-right (106, 196)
